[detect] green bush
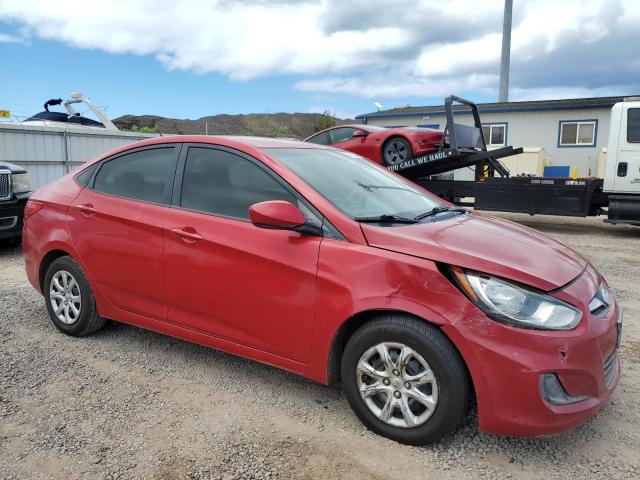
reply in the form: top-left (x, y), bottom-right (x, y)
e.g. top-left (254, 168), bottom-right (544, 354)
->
top-left (121, 125), bottom-right (158, 134)
top-left (313, 111), bottom-right (337, 132)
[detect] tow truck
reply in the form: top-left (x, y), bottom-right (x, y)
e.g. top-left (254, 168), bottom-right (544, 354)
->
top-left (389, 96), bottom-right (640, 226)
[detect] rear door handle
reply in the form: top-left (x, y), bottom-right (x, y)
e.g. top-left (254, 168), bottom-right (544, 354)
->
top-left (171, 227), bottom-right (202, 243)
top-left (75, 203), bottom-right (97, 215)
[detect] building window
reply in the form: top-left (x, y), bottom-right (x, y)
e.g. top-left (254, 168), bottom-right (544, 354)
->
top-left (559, 120), bottom-right (597, 146)
top-left (481, 123), bottom-right (506, 146)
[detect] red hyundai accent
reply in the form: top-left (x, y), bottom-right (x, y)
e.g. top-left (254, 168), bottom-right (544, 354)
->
top-left (23, 136), bottom-right (621, 445)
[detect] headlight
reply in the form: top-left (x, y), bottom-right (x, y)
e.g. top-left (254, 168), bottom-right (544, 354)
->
top-left (450, 266), bottom-right (582, 330)
top-left (11, 173), bottom-right (31, 194)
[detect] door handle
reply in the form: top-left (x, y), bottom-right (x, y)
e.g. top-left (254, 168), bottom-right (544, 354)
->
top-left (171, 227), bottom-right (202, 243)
top-left (75, 203), bottom-right (97, 215)
top-left (617, 162), bottom-right (628, 177)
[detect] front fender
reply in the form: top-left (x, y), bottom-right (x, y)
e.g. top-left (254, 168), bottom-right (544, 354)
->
top-left (303, 239), bottom-right (478, 383)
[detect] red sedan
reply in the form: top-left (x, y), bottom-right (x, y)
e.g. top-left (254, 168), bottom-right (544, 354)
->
top-left (304, 125), bottom-right (443, 166)
top-left (23, 136), bottom-right (621, 445)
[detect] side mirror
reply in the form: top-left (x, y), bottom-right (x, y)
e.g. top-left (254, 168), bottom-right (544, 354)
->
top-left (352, 129), bottom-right (368, 138)
top-left (249, 200), bottom-right (306, 231)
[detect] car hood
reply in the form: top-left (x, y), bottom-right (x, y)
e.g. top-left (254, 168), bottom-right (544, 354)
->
top-left (0, 160), bottom-right (27, 173)
top-left (360, 213), bottom-right (586, 291)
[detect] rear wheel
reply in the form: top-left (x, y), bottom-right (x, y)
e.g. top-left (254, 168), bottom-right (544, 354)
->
top-left (383, 137), bottom-right (412, 166)
top-left (341, 314), bottom-right (469, 445)
top-left (44, 256), bottom-right (105, 336)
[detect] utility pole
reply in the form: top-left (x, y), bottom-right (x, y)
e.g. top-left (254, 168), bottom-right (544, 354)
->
top-left (499, 0), bottom-right (513, 103)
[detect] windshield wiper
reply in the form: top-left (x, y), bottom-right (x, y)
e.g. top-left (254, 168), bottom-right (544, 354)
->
top-left (356, 182), bottom-right (421, 194)
top-left (414, 206), bottom-right (467, 221)
top-left (354, 214), bottom-right (418, 224)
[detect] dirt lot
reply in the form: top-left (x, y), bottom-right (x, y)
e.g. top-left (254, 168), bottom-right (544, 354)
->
top-left (1, 213), bottom-right (639, 480)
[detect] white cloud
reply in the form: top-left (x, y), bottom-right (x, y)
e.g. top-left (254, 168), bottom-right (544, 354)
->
top-left (0, 31), bottom-right (25, 43)
top-left (0, 0), bottom-right (639, 102)
top-left (295, 73), bottom-right (497, 98)
top-left (305, 105), bottom-right (358, 120)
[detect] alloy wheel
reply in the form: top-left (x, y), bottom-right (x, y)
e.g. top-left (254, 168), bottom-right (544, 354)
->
top-left (356, 342), bottom-right (439, 428)
top-left (49, 270), bottom-right (82, 325)
top-left (384, 141), bottom-right (409, 165)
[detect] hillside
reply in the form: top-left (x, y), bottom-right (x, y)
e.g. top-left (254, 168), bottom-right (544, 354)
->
top-left (112, 112), bottom-right (350, 138)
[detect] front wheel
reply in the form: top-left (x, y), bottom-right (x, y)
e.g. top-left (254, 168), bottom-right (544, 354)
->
top-left (341, 314), bottom-right (470, 445)
top-left (382, 137), bottom-right (412, 166)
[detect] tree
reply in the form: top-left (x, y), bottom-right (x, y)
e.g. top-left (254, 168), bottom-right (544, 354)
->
top-left (313, 110), bottom-right (337, 132)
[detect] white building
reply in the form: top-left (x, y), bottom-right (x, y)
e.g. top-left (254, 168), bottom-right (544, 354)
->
top-left (356, 96), bottom-right (633, 177)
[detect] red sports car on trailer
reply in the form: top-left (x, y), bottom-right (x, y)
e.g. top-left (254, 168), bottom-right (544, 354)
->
top-left (304, 125), bottom-right (443, 167)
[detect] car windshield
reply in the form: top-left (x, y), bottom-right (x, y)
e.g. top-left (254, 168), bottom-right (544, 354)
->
top-left (266, 148), bottom-right (444, 220)
top-left (363, 126), bottom-right (387, 132)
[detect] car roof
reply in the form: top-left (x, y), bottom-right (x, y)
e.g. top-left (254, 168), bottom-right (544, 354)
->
top-left (124, 135), bottom-right (332, 150)
top-left (219, 135), bottom-right (330, 149)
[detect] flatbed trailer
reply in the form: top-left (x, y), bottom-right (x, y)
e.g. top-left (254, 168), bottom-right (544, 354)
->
top-left (387, 96), bottom-right (640, 227)
top-left (416, 176), bottom-right (611, 216)
top-left (387, 96), bottom-right (522, 179)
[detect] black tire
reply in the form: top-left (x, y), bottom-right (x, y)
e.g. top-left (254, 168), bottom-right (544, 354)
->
top-left (43, 256), bottom-right (105, 337)
top-left (382, 137), bottom-right (412, 166)
top-left (341, 314), bottom-right (470, 445)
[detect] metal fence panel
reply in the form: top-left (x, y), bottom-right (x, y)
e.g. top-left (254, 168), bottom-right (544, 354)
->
top-left (0, 123), bottom-right (155, 189)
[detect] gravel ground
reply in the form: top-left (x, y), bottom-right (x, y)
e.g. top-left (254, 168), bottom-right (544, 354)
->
top-left (1, 212), bottom-right (639, 480)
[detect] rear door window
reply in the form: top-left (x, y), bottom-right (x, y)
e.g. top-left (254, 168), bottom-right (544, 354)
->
top-left (92, 147), bottom-right (177, 204)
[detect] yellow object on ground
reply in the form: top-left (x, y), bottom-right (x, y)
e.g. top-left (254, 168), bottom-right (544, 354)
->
top-left (571, 166), bottom-right (579, 179)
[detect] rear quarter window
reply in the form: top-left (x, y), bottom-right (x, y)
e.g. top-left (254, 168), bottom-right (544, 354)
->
top-left (74, 163), bottom-right (99, 187)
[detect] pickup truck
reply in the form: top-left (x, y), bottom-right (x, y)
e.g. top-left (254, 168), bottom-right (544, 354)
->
top-left (0, 161), bottom-right (32, 245)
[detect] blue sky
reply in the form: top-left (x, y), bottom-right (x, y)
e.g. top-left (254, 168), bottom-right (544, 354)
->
top-left (1, 19), bottom-right (489, 121)
top-left (1, 0), bottom-right (639, 121)
top-left (1, 34), bottom-right (369, 119)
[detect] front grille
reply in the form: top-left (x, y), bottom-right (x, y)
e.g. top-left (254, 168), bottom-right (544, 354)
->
top-left (603, 352), bottom-right (618, 388)
top-left (0, 172), bottom-right (10, 200)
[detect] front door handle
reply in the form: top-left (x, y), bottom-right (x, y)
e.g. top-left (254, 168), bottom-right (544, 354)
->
top-left (75, 203), bottom-right (97, 215)
top-left (171, 227), bottom-right (202, 243)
